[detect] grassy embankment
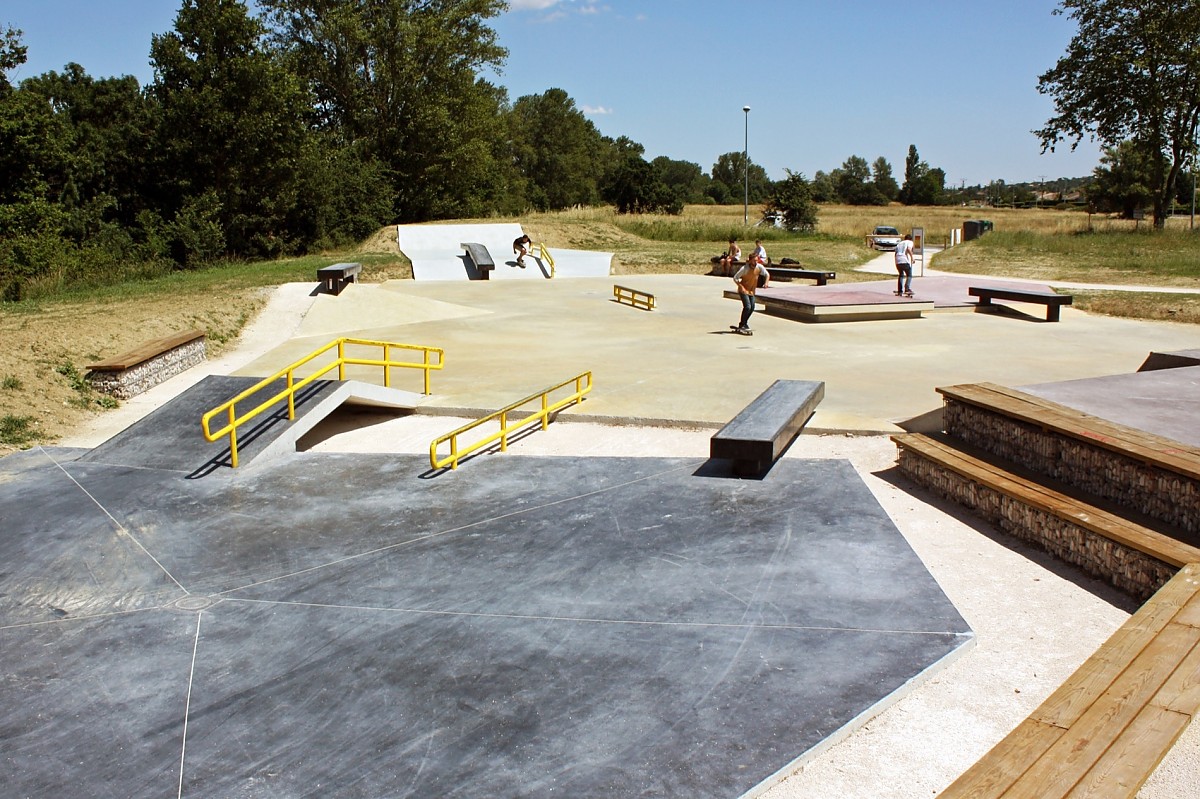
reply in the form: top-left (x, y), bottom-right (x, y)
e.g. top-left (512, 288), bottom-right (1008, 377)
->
top-left (2, 204), bottom-right (1199, 450)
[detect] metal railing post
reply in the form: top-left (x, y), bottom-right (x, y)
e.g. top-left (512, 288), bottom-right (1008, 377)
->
top-left (337, 340), bottom-right (346, 380)
top-left (287, 370), bottom-right (296, 419)
top-left (228, 405), bottom-right (239, 468)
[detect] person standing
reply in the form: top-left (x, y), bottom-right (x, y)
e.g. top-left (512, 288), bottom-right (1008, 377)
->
top-left (732, 254), bottom-right (770, 335)
top-left (894, 233), bottom-right (914, 297)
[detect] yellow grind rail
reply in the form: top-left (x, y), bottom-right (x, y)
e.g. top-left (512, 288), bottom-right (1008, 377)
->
top-left (613, 284), bottom-right (656, 311)
top-left (430, 371), bottom-right (592, 470)
top-left (537, 243), bottom-right (556, 277)
top-left (202, 337), bottom-right (444, 468)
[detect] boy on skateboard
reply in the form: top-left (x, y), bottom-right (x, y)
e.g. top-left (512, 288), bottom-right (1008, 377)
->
top-left (731, 254), bottom-right (770, 335)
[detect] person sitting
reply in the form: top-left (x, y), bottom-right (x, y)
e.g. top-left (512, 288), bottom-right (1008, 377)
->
top-left (752, 239), bottom-right (768, 265)
top-left (719, 238), bottom-right (742, 276)
top-left (513, 234), bottom-right (532, 268)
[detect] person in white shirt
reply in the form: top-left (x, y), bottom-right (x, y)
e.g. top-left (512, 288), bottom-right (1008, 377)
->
top-left (752, 239), bottom-right (768, 266)
top-left (894, 234), bottom-right (915, 297)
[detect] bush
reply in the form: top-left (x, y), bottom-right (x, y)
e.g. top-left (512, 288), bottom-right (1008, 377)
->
top-left (762, 171), bottom-right (819, 232)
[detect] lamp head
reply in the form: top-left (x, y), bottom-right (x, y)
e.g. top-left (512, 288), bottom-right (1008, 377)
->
top-left (743, 106), bottom-right (751, 113)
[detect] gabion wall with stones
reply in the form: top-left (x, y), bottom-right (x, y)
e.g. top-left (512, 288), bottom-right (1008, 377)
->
top-left (944, 401), bottom-right (1200, 536)
top-left (897, 445), bottom-right (1175, 601)
top-left (86, 338), bottom-right (206, 400)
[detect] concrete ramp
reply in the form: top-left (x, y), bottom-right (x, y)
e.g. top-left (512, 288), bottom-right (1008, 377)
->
top-left (82, 375), bottom-right (422, 476)
top-left (398, 223), bottom-right (612, 281)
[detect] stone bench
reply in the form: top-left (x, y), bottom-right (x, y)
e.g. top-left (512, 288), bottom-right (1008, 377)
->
top-left (86, 329), bottom-right (206, 400)
top-left (612, 284), bottom-right (655, 311)
top-left (711, 379), bottom-right (824, 476)
top-left (968, 285), bottom-right (1073, 322)
top-left (767, 267), bottom-right (836, 285)
top-left (938, 561), bottom-right (1200, 798)
top-left (461, 243), bottom-right (495, 280)
top-left (317, 262), bottom-right (361, 295)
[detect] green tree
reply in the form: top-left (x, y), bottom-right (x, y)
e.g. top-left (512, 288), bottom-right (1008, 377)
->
top-left (762, 170), bottom-right (818, 231)
top-left (261, 0), bottom-right (509, 221)
top-left (20, 65), bottom-right (158, 235)
top-left (1, 24), bottom-right (27, 93)
top-left (508, 88), bottom-right (604, 210)
top-left (1037, 0), bottom-right (1200, 228)
top-left (712, 152), bottom-right (771, 204)
top-left (809, 170), bottom-right (837, 203)
top-left (872, 156), bottom-right (899, 201)
top-left (150, 0), bottom-right (309, 260)
top-left (833, 155), bottom-right (887, 205)
top-left (651, 156), bottom-right (710, 204)
top-left (606, 156), bottom-right (682, 215)
top-left (1087, 140), bottom-right (1156, 218)
top-left (898, 145), bottom-right (946, 205)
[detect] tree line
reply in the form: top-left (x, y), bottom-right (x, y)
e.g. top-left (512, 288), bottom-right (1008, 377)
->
top-left (0, 0), bottom-right (956, 300)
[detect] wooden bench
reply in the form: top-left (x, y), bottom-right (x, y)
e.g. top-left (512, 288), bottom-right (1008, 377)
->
top-left (711, 379), bottom-right (825, 476)
top-left (317, 262), bottom-right (362, 295)
top-left (767, 267), bottom-right (836, 285)
top-left (939, 382), bottom-right (1200, 536)
top-left (613, 284), bottom-right (656, 311)
top-left (938, 561), bottom-right (1200, 798)
top-left (893, 433), bottom-right (1200, 594)
top-left (968, 285), bottom-right (1073, 322)
top-left (461, 242), bottom-right (496, 280)
top-left (86, 329), bottom-right (207, 400)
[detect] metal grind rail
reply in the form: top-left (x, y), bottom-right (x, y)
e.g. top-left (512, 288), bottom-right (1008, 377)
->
top-left (202, 337), bottom-right (444, 468)
top-left (538, 243), bottom-right (556, 277)
top-left (430, 372), bottom-right (592, 470)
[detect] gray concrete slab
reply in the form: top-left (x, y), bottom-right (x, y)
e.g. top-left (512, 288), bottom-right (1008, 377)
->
top-left (0, 446), bottom-right (970, 798)
top-left (231, 276), bottom-right (1200, 434)
top-left (1022, 365), bottom-right (1200, 448)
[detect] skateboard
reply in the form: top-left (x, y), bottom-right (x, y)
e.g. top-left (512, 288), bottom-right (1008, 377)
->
top-left (729, 325), bottom-right (754, 336)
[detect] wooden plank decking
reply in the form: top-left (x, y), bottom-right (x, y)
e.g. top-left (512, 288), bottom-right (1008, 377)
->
top-left (938, 563), bottom-right (1200, 798)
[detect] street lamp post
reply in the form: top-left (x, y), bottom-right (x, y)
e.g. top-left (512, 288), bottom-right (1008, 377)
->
top-left (743, 105), bottom-right (751, 226)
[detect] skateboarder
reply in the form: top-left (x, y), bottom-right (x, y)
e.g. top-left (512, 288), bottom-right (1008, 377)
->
top-left (731, 254), bottom-right (770, 335)
top-left (513, 234), bottom-right (532, 268)
top-left (894, 233), bottom-right (914, 297)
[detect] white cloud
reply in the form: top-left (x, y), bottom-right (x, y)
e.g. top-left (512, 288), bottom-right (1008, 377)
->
top-left (582, 105), bottom-right (613, 116)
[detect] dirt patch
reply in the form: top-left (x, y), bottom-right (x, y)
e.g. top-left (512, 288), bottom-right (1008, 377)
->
top-left (0, 289), bottom-right (269, 453)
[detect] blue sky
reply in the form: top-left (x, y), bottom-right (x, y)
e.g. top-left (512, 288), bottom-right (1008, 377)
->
top-left (4, 0), bottom-right (1104, 186)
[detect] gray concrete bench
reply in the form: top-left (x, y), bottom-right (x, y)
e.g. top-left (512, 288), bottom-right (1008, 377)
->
top-left (711, 379), bottom-right (825, 476)
top-left (461, 242), bottom-right (495, 280)
top-left (317, 262), bottom-right (361, 295)
top-left (969, 285), bottom-right (1072, 322)
top-left (768, 267), bottom-right (836, 285)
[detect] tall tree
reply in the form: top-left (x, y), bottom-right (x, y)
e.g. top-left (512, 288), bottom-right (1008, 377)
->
top-left (899, 145), bottom-right (922, 205)
top-left (508, 88), bottom-right (604, 211)
top-left (762, 170), bottom-right (818, 231)
top-left (260, 0), bottom-right (508, 221)
top-left (712, 152), bottom-right (771, 204)
top-left (151, 0), bottom-right (309, 260)
top-left (833, 155), bottom-right (887, 205)
top-left (872, 156), bottom-right (899, 201)
top-left (1037, 0), bottom-right (1200, 228)
top-left (1, 24), bottom-right (27, 93)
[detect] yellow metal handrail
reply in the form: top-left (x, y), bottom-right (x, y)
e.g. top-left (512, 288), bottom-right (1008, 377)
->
top-left (537, 243), bottom-right (556, 278)
top-left (430, 371), bottom-right (592, 470)
top-left (201, 337), bottom-right (445, 468)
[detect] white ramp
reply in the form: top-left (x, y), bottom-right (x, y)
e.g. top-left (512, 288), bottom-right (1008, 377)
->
top-left (397, 223), bottom-right (611, 281)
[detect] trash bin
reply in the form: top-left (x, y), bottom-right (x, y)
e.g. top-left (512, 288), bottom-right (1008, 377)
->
top-left (980, 220), bottom-right (993, 234)
top-left (963, 220), bottom-right (982, 241)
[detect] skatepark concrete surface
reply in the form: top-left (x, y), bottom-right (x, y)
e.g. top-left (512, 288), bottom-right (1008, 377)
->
top-left (10, 260), bottom-right (1200, 798)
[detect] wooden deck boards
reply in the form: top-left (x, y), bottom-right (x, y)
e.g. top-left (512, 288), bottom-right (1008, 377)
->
top-left (938, 564), bottom-right (1200, 798)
